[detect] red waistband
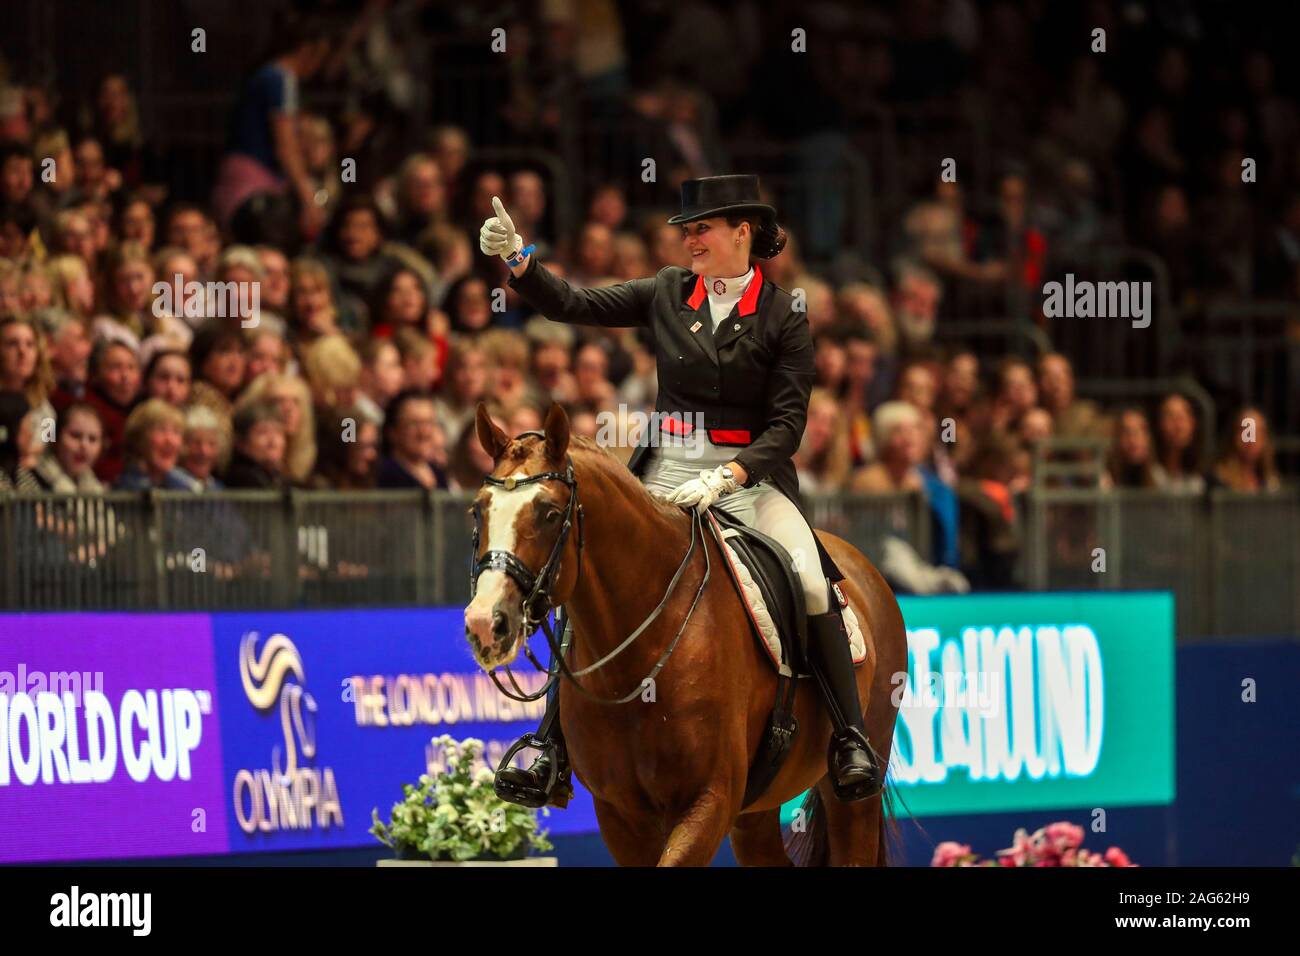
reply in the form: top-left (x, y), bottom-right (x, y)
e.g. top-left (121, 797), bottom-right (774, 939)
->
top-left (707, 429), bottom-right (751, 445)
top-left (658, 418), bottom-right (750, 445)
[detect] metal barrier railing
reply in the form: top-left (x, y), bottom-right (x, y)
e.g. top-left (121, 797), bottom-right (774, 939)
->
top-left (1023, 487), bottom-right (1300, 638)
top-left (0, 489), bottom-right (930, 613)
top-left (805, 492), bottom-right (931, 572)
top-left (4, 489), bottom-right (1296, 641)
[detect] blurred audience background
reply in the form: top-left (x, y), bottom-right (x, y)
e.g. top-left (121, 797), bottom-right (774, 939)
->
top-left (1, 0), bottom-right (1296, 594)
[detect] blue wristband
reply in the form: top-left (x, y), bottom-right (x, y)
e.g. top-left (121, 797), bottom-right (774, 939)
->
top-left (507, 243), bottom-right (536, 265)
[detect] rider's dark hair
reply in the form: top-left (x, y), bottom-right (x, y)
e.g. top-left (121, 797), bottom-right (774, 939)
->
top-left (727, 213), bottom-right (787, 260)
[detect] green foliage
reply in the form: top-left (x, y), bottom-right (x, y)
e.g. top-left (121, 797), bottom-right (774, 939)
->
top-left (370, 735), bottom-right (552, 862)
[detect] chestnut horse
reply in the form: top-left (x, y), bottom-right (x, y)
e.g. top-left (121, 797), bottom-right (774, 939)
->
top-left (464, 403), bottom-right (908, 866)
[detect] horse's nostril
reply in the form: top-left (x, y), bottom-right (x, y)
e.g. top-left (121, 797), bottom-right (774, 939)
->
top-left (492, 610), bottom-right (510, 638)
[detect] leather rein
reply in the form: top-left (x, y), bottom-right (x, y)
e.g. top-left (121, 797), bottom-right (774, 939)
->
top-left (470, 433), bottom-right (711, 705)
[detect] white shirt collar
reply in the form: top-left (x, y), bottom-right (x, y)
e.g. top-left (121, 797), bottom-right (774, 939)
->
top-left (704, 267), bottom-right (754, 300)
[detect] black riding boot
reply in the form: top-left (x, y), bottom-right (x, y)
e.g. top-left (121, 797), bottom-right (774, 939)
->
top-left (494, 654), bottom-right (573, 809)
top-left (807, 586), bottom-right (882, 802)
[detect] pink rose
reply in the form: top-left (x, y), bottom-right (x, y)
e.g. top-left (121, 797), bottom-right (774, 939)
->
top-left (931, 841), bottom-right (974, 867)
top-left (997, 827), bottom-right (1032, 862)
top-left (1104, 847), bottom-right (1133, 867)
top-left (1045, 821), bottom-right (1085, 853)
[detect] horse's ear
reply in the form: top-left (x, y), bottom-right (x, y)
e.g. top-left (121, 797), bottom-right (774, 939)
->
top-left (543, 402), bottom-right (570, 462)
top-left (475, 402), bottom-right (510, 461)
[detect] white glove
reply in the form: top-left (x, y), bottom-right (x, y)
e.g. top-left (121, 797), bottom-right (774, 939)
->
top-left (664, 465), bottom-right (740, 514)
top-left (479, 195), bottom-right (524, 260)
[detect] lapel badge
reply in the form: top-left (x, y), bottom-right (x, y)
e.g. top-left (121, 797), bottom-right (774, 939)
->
top-left (733, 323), bottom-right (741, 331)
top-left (690, 321), bottom-right (702, 333)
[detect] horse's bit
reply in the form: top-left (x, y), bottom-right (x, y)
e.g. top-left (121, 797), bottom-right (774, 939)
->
top-left (470, 432), bottom-right (711, 705)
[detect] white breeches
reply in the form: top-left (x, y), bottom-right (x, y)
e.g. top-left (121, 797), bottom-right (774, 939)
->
top-left (641, 434), bottom-right (830, 615)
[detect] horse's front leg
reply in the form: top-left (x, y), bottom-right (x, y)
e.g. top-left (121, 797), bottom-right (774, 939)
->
top-left (658, 787), bottom-right (738, 866)
top-left (592, 797), bottom-right (663, 867)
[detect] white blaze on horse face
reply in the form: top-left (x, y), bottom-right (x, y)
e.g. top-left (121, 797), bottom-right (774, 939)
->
top-left (466, 475), bottom-right (545, 653)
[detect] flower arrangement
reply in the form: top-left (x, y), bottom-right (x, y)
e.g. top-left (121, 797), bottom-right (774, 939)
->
top-left (932, 822), bottom-right (1135, 867)
top-left (370, 735), bottom-right (553, 863)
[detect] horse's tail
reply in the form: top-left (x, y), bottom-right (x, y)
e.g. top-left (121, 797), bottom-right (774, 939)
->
top-left (878, 780), bottom-right (902, 866)
top-left (881, 776), bottom-right (934, 866)
top-left (784, 788), bottom-right (829, 867)
top-left (784, 777), bottom-right (906, 867)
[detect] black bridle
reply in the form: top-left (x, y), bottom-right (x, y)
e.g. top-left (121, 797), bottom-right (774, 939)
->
top-left (471, 450), bottom-right (583, 634)
top-left (470, 432), bottom-right (710, 705)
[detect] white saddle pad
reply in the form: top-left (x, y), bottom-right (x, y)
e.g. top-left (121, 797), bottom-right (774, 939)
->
top-left (717, 530), bottom-right (867, 676)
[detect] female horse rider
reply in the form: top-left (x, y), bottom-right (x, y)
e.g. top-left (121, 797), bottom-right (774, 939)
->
top-left (478, 174), bottom-right (881, 808)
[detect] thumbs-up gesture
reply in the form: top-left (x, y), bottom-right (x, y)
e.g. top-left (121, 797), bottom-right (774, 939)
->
top-left (479, 195), bottom-right (524, 260)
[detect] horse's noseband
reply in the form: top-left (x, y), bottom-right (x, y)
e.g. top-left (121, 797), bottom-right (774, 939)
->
top-left (469, 431), bottom-right (708, 708)
top-left (470, 436), bottom-right (583, 632)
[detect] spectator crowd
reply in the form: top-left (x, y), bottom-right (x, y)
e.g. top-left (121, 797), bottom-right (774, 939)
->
top-left (0, 1), bottom-right (1294, 593)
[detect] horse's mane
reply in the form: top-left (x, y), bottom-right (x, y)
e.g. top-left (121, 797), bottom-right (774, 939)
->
top-left (545, 435), bottom-right (687, 526)
top-left (500, 431), bottom-right (687, 525)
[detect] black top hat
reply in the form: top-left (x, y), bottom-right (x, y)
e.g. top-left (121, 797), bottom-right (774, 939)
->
top-left (667, 175), bottom-right (777, 225)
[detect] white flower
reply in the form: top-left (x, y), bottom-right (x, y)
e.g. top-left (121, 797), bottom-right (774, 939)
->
top-left (474, 767), bottom-right (495, 785)
top-left (435, 804), bottom-right (459, 823)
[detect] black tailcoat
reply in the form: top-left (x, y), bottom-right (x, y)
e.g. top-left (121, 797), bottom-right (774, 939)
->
top-left (506, 257), bottom-right (811, 502)
top-left (507, 256), bottom-right (815, 515)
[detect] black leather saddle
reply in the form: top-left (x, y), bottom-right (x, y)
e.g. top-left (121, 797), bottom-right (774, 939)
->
top-left (709, 508), bottom-right (810, 676)
top-left (706, 508), bottom-right (849, 807)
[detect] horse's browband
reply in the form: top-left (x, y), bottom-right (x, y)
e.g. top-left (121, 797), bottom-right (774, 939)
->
top-left (481, 432), bottom-right (571, 491)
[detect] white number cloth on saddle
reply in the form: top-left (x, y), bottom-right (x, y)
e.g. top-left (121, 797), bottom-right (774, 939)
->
top-left (716, 526), bottom-right (867, 675)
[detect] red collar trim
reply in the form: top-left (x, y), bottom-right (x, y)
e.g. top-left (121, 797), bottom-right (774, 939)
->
top-left (684, 265), bottom-right (763, 314)
top-left (738, 264), bottom-right (762, 316)
top-left (687, 274), bottom-right (706, 310)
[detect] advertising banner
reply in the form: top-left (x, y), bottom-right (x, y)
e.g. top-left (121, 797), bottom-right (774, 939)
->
top-left (0, 592), bottom-right (1175, 861)
top-left (209, 607), bottom-right (597, 855)
top-left (886, 592), bottom-right (1175, 816)
top-left (0, 613), bottom-right (228, 862)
